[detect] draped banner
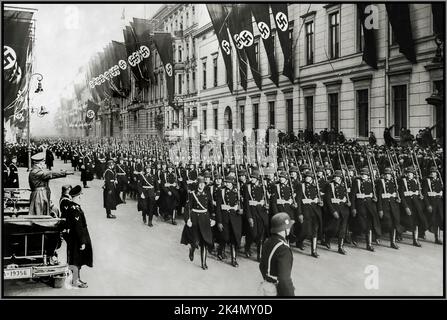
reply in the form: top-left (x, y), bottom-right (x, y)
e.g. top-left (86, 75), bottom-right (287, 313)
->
top-left (252, 3), bottom-right (279, 87)
top-left (85, 100), bottom-right (100, 123)
top-left (111, 40), bottom-right (131, 95)
top-left (386, 4), bottom-right (417, 64)
top-left (357, 3), bottom-right (378, 69)
top-left (226, 4), bottom-right (248, 91)
top-left (123, 25), bottom-right (144, 88)
top-left (270, 3), bottom-right (294, 83)
top-left (432, 2), bottom-right (445, 40)
top-left (236, 4), bottom-right (262, 91)
top-left (152, 32), bottom-right (175, 107)
top-left (3, 10), bottom-right (34, 120)
top-left (206, 4), bottom-right (233, 94)
top-left (132, 18), bottom-right (155, 83)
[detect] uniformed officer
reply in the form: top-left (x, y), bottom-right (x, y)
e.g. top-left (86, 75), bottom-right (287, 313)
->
top-left (180, 176), bottom-right (213, 270)
top-left (377, 167), bottom-right (404, 249)
top-left (103, 160), bottom-right (122, 219)
top-left (28, 152), bottom-right (68, 215)
top-left (259, 212), bottom-right (295, 296)
top-left (322, 170), bottom-right (350, 254)
top-left (80, 151), bottom-right (94, 188)
top-left (422, 166), bottom-right (443, 244)
top-left (159, 164), bottom-right (180, 224)
top-left (243, 169), bottom-right (269, 261)
top-left (116, 157), bottom-right (129, 204)
top-left (137, 164), bottom-right (160, 227)
top-left (216, 176), bottom-right (242, 267)
top-left (350, 168), bottom-right (381, 251)
top-left (5, 156), bottom-right (19, 188)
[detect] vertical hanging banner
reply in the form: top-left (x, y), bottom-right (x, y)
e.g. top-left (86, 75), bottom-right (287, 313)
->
top-left (206, 4), bottom-right (234, 94)
top-left (270, 3), bottom-right (294, 83)
top-left (386, 4), bottom-right (417, 64)
top-left (3, 10), bottom-right (34, 120)
top-left (85, 100), bottom-right (100, 123)
top-left (111, 40), bottom-right (131, 95)
top-left (123, 26), bottom-right (144, 88)
top-left (132, 18), bottom-right (155, 83)
top-left (237, 4), bottom-right (262, 91)
top-left (252, 3), bottom-right (279, 87)
top-left (432, 3), bottom-right (445, 39)
top-left (357, 3), bottom-right (378, 69)
top-left (226, 4), bottom-right (248, 91)
top-left (152, 32), bottom-right (175, 107)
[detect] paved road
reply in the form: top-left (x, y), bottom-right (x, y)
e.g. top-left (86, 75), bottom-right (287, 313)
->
top-left (3, 159), bottom-right (444, 296)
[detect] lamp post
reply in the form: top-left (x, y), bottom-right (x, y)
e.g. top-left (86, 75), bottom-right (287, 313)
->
top-left (27, 73), bottom-right (44, 171)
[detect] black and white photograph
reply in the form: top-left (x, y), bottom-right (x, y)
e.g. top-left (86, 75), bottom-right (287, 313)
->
top-left (1, 0), bottom-right (445, 303)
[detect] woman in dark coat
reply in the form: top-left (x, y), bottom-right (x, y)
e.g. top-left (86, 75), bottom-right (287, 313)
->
top-left (65, 185), bottom-right (93, 288)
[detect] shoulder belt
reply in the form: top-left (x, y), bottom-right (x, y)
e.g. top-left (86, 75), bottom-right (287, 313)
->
top-left (267, 239), bottom-right (288, 281)
top-left (192, 191), bottom-right (207, 211)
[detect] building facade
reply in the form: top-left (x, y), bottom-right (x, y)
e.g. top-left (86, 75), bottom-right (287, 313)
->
top-left (58, 3), bottom-right (443, 144)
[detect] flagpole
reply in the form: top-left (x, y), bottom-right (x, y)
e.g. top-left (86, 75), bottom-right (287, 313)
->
top-left (26, 73), bottom-right (43, 171)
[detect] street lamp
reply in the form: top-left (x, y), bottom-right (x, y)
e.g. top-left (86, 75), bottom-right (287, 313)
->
top-left (27, 73), bottom-right (44, 171)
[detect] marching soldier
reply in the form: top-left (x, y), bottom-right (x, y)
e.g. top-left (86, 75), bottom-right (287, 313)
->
top-left (137, 165), bottom-right (160, 227)
top-left (103, 160), bottom-right (122, 219)
top-left (350, 168), bottom-right (381, 251)
top-left (399, 167), bottom-right (428, 247)
top-left (159, 164), bottom-right (179, 224)
top-left (422, 166), bottom-right (443, 244)
top-left (80, 151), bottom-right (94, 188)
top-left (243, 169), bottom-right (269, 261)
top-left (376, 167), bottom-right (404, 249)
top-left (181, 176), bottom-right (213, 270)
top-left (216, 176), bottom-right (243, 267)
top-left (322, 170), bottom-right (350, 254)
top-left (116, 157), bottom-right (129, 204)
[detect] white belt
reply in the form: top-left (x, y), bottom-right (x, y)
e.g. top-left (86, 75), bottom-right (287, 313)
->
top-left (382, 193), bottom-right (397, 199)
top-left (331, 198), bottom-right (346, 204)
top-left (302, 198), bottom-right (318, 204)
top-left (142, 186), bottom-right (154, 189)
top-left (192, 208), bottom-right (207, 213)
top-left (187, 180), bottom-right (196, 184)
top-left (356, 193), bottom-right (373, 199)
top-left (221, 204), bottom-right (238, 211)
top-left (165, 183), bottom-right (176, 187)
top-left (277, 199), bottom-right (293, 205)
top-left (249, 200), bottom-right (264, 206)
top-left (428, 191), bottom-right (443, 197)
top-left (117, 173), bottom-right (126, 175)
top-left (404, 191), bottom-right (419, 197)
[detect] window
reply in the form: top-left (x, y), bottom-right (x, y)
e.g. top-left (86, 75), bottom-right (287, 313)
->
top-left (305, 96), bottom-right (314, 131)
top-left (202, 109), bottom-right (207, 130)
top-left (329, 12), bottom-right (340, 59)
top-left (186, 73), bottom-right (190, 94)
top-left (214, 108), bottom-right (218, 129)
top-left (392, 85), bottom-right (407, 135)
top-left (328, 93), bottom-right (339, 131)
top-left (286, 99), bottom-right (293, 133)
top-left (268, 101), bottom-right (275, 127)
top-left (434, 80), bottom-right (444, 139)
top-left (178, 45), bottom-right (182, 62)
top-left (305, 21), bottom-right (314, 64)
top-left (202, 61), bottom-right (207, 89)
top-left (253, 103), bottom-right (259, 130)
top-left (192, 38), bottom-right (196, 58)
top-left (178, 74), bottom-right (182, 94)
top-left (254, 39), bottom-right (260, 70)
top-left (357, 89), bottom-right (368, 137)
top-left (186, 42), bottom-right (189, 59)
top-left (240, 105), bottom-right (245, 131)
top-left (192, 71), bottom-right (196, 91)
top-left (357, 14), bottom-right (364, 52)
top-left (213, 57), bottom-right (218, 87)
top-left (186, 12), bottom-right (189, 28)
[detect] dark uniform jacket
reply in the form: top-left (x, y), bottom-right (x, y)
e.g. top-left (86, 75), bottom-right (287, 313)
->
top-left (259, 234), bottom-right (294, 296)
top-left (103, 168), bottom-right (122, 210)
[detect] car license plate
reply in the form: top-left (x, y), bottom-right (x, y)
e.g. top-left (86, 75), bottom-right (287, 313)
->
top-left (4, 267), bottom-right (32, 279)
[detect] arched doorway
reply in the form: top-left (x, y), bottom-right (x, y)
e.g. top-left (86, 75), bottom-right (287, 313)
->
top-left (224, 106), bottom-right (233, 129)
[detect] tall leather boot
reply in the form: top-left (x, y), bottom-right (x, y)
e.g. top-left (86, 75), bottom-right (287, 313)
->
top-left (231, 245), bottom-right (239, 267)
top-left (142, 212), bottom-right (147, 224)
top-left (311, 237), bottom-right (319, 258)
top-left (189, 246), bottom-right (195, 262)
top-left (413, 226), bottom-right (422, 247)
top-left (256, 242), bottom-right (262, 262)
top-left (390, 229), bottom-right (399, 249)
top-left (338, 237), bottom-right (347, 255)
top-left (435, 227), bottom-right (443, 245)
top-left (200, 245), bottom-right (208, 270)
top-left (366, 230), bottom-right (375, 251)
top-left (217, 243), bottom-right (225, 260)
top-left (323, 236), bottom-right (331, 249)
